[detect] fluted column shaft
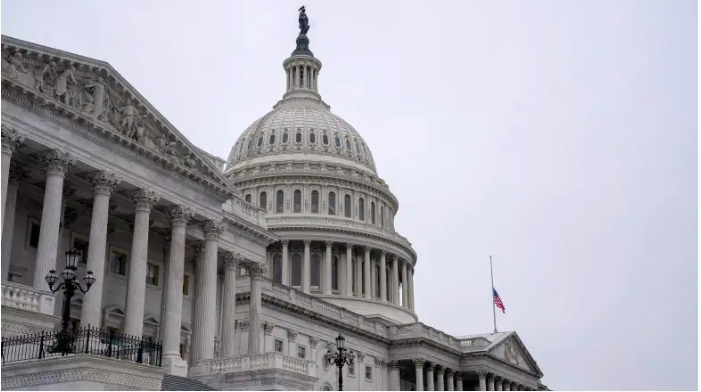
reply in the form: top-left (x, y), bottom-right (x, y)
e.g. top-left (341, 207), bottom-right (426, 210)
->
top-left (504, 382), bottom-right (512, 391)
top-left (478, 372), bottom-right (488, 391)
top-left (363, 247), bottom-right (371, 299)
top-left (345, 244), bottom-right (353, 296)
top-left (80, 172), bottom-right (119, 327)
top-left (455, 373), bottom-right (463, 391)
top-left (247, 263), bottom-right (267, 354)
top-left (389, 363), bottom-right (401, 391)
top-left (436, 370), bottom-right (445, 391)
top-left (427, 366), bottom-right (435, 391)
top-left (392, 255), bottom-right (399, 305)
top-left (302, 240), bottom-right (311, 293)
top-left (323, 241), bottom-right (332, 294)
top-left (380, 251), bottom-right (387, 301)
top-left (162, 207), bottom-right (193, 360)
top-left (124, 190), bottom-right (159, 336)
top-left (447, 372), bottom-right (455, 391)
top-left (496, 379), bottom-right (503, 391)
top-left (401, 261), bottom-right (409, 308)
top-left (409, 268), bottom-right (416, 311)
top-left (2, 165), bottom-right (22, 280)
top-left (487, 376), bottom-right (495, 391)
top-left (1, 128), bottom-right (24, 230)
top-left (33, 151), bottom-right (75, 291)
top-left (281, 240), bottom-right (289, 285)
top-left (414, 359), bottom-right (425, 391)
top-left (355, 251), bottom-right (362, 295)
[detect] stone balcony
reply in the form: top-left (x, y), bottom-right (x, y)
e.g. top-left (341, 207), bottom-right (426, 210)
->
top-left (1, 281), bottom-right (59, 336)
top-left (190, 353), bottom-right (317, 391)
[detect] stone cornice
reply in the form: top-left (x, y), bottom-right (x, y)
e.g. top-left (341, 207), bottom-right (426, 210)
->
top-left (224, 215), bottom-right (278, 246)
top-left (485, 333), bottom-right (543, 378)
top-left (390, 337), bottom-right (463, 357)
top-left (461, 351), bottom-right (543, 379)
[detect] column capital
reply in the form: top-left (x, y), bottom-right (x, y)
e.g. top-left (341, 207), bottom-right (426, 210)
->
top-left (263, 321), bottom-right (275, 335)
top-left (169, 205), bottom-right (194, 227)
top-left (388, 360), bottom-right (401, 369)
top-left (454, 371), bottom-right (462, 379)
top-left (132, 189), bottom-right (159, 211)
top-left (287, 329), bottom-right (298, 341)
top-left (245, 262), bottom-right (268, 278)
top-left (1, 126), bottom-right (25, 154)
top-left (201, 219), bottom-right (226, 240)
top-left (89, 170), bottom-right (121, 196)
top-left (494, 375), bottom-right (502, 382)
top-left (412, 358), bottom-right (426, 368)
top-left (325, 240), bottom-right (333, 247)
top-left (380, 250), bottom-right (387, 256)
top-left (303, 239), bottom-right (312, 246)
top-left (309, 336), bottom-right (319, 349)
top-left (8, 162), bottom-right (29, 187)
top-left (393, 254), bottom-right (399, 261)
top-left (346, 242), bottom-right (354, 249)
top-left (445, 368), bottom-right (454, 376)
top-left (222, 251), bottom-right (241, 270)
top-left (41, 149), bottom-right (75, 175)
top-left (502, 381), bottom-right (512, 389)
top-left (427, 362), bottom-right (437, 370)
top-left (281, 239), bottom-right (290, 246)
top-left (477, 370), bottom-right (488, 379)
top-left (364, 247), bottom-right (370, 255)
top-left (436, 366), bottom-right (445, 376)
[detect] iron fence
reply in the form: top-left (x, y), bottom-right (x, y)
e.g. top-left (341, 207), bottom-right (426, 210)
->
top-left (1, 326), bottom-right (162, 366)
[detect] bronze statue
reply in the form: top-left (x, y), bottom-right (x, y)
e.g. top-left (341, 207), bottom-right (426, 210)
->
top-left (298, 6), bottom-right (309, 35)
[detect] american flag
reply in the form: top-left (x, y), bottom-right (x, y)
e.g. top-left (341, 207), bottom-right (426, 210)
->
top-left (493, 288), bottom-right (506, 313)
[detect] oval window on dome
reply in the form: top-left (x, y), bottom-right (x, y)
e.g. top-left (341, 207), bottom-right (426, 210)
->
top-left (355, 140), bottom-right (362, 157)
top-left (345, 138), bottom-right (352, 152)
top-left (322, 133), bottom-right (329, 146)
top-left (334, 134), bottom-right (341, 148)
top-left (257, 136), bottom-right (264, 148)
top-left (296, 130), bottom-right (302, 143)
top-left (309, 130), bottom-right (316, 144)
top-left (269, 131), bottom-right (276, 145)
top-left (282, 130), bottom-right (289, 144)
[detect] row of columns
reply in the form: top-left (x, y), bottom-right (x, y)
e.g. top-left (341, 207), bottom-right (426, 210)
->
top-left (277, 240), bottom-right (415, 310)
top-left (0, 129), bottom-right (269, 372)
top-left (477, 371), bottom-right (535, 391)
top-left (287, 64), bottom-right (317, 91)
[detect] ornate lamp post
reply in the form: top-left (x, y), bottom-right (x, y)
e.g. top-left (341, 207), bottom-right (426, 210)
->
top-left (325, 333), bottom-right (355, 391)
top-left (44, 248), bottom-right (95, 354)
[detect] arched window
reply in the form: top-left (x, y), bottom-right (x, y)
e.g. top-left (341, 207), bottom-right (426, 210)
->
top-left (257, 135), bottom-right (264, 148)
top-left (311, 254), bottom-right (321, 290)
top-left (380, 205), bottom-right (384, 227)
top-left (295, 130), bottom-right (302, 143)
top-left (269, 132), bottom-right (276, 145)
top-left (335, 134), bottom-right (341, 148)
top-left (273, 254), bottom-right (282, 283)
top-left (375, 264), bottom-right (380, 298)
top-left (291, 253), bottom-right (302, 287)
top-left (311, 190), bottom-right (319, 213)
top-left (293, 190), bottom-right (302, 213)
top-left (332, 256), bottom-right (339, 291)
top-left (359, 198), bottom-right (365, 221)
top-left (245, 194), bottom-right (252, 203)
top-left (345, 138), bottom-right (352, 151)
top-left (282, 130), bottom-right (289, 144)
top-left (328, 192), bottom-right (336, 215)
top-left (344, 195), bottom-right (351, 218)
top-left (259, 192), bottom-right (267, 211)
top-left (371, 202), bottom-right (376, 224)
top-left (309, 130), bottom-right (316, 144)
top-left (322, 133), bottom-right (329, 145)
top-left (276, 190), bottom-right (284, 213)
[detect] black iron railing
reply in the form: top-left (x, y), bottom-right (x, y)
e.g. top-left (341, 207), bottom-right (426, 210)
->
top-left (1, 326), bottom-right (162, 366)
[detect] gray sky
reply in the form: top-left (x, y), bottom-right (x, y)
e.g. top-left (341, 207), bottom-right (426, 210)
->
top-left (2, 0), bottom-right (697, 390)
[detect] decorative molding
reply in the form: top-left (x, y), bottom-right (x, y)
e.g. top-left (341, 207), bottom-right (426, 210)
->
top-left (1, 366), bottom-right (161, 390)
top-left (41, 149), bottom-right (75, 174)
top-left (1, 125), bottom-right (25, 154)
top-left (132, 189), bottom-right (159, 211)
top-left (169, 205), bottom-right (193, 226)
top-left (201, 219), bottom-right (226, 240)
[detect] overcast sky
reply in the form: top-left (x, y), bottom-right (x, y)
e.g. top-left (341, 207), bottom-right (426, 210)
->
top-left (2, 1), bottom-right (697, 390)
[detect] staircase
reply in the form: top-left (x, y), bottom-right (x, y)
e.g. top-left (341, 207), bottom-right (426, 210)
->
top-left (161, 374), bottom-right (216, 391)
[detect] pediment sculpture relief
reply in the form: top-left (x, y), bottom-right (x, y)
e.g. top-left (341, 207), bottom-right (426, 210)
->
top-left (504, 338), bottom-right (520, 366)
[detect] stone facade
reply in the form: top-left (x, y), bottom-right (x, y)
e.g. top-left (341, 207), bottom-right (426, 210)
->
top-left (0, 14), bottom-right (549, 392)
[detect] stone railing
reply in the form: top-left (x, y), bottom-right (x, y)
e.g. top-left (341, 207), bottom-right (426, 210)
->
top-left (223, 196), bottom-right (268, 228)
top-left (388, 322), bottom-right (492, 353)
top-left (191, 353), bottom-right (315, 378)
top-left (266, 215), bottom-right (414, 251)
top-left (1, 281), bottom-right (56, 315)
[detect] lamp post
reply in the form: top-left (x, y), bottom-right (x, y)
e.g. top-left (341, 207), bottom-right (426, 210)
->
top-left (44, 248), bottom-right (95, 354)
top-left (325, 333), bottom-right (355, 391)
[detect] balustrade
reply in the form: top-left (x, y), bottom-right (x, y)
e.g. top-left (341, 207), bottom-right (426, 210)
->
top-left (1, 281), bottom-right (55, 315)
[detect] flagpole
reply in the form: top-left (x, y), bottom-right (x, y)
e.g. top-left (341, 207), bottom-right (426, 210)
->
top-left (490, 255), bottom-right (497, 333)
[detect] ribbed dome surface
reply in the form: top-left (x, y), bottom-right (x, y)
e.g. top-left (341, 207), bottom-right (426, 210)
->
top-left (226, 99), bottom-right (377, 173)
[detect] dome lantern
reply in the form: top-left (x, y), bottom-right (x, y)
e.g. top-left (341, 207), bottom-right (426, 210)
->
top-left (281, 6), bottom-right (323, 102)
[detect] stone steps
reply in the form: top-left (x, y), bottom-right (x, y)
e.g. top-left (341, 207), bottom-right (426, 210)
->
top-left (161, 374), bottom-right (216, 391)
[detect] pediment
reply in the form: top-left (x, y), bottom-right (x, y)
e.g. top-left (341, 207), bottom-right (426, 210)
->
top-left (1, 35), bottom-right (237, 200)
top-left (488, 332), bottom-right (543, 377)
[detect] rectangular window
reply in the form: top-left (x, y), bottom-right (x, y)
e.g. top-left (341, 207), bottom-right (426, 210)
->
top-left (26, 219), bottom-right (41, 251)
top-left (109, 248), bottom-right (128, 276)
top-left (183, 274), bottom-right (190, 296)
top-left (274, 339), bottom-right (284, 353)
top-left (365, 366), bottom-right (373, 381)
top-left (146, 263), bottom-right (159, 286)
top-left (297, 346), bottom-right (306, 359)
top-left (71, 234), bottom-right (89, 265)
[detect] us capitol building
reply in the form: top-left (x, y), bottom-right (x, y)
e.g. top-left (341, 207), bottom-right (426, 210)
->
top-left (0, 8), bottom-right (548, 391)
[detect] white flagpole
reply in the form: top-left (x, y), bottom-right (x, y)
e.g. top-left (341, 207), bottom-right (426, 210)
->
top-left (491, 255), bottom-right (497, 333)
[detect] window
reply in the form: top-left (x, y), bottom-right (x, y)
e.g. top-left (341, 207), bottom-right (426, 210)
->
top-left (311, 254), bottom-right (321, 290)
top-left (344, 195), bottom-right (352, 218)
top-left (328, 192), bottom-right (336, 215)
top-left (291, 253), bottom-right (302, 287)
top-left (269, 132), bottom-right (276, 145)
top-left (297, 345), bottom-right (307, 359)
top-left (309, 130), bottom-right (316, 144)
top-left (109, 248), bottom-right (128, 276)
top-left (322, 133), bottom-right (329, 145)
top-left (365, 366), bottom-right (373, 381)
top-left (371, 202), bottom-right (376, 224)
top-left (359, 198), bottom-right (365, 221)
top-left (26, 219), bottom-right (40, 251)
top-left (345, 138), bottom-right (351, 151)
top-left (311, 190), bottom-right (319, 213)
top-left (257, 135), bottom-right (264, 148)
top-left (146, 263), bottom-right (159, 286)
top-left (380, 206), bottom-right (384, 227)
top-left (282, 130), bottom-right (289, 144)
top-left (293, 190), bottom-right (302, 213)
top-left (273, 254), bottom-right (283, 284)
top-left (334, 134), bottom-right (341, 148)
top-left (276, 190), bottom-right (284, 213)
top-left (295, 130), bottom-right (302, 143)
top-left (245, 194), bottom-right (252, 203)
top-left (183, 274), bottom-right (190, 296)
top-left (374, 264), bottom-right (380, 298)
top-left (259, 191), bottom-right (267, 211)
top-left (275, 339), bottom-right (284, 353)
top-left (332, 256), bottom-right (339, 291)
top-left (71, 234), bottom-right (89, 265)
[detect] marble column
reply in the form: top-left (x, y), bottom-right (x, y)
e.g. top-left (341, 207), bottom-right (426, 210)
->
top-left (281, 240), bottom-right (289, 285)
top-left (220, 252), bottom-right (239, 358)
top-left (363, 247), bottom-right (371, 299)
top-left (345, 243), bottom-right (353, 296)
top-left (156, 229), bottom-right (172, 341)
top-left (427, 363), bottom-right (435, 391)
top-left (78, 172), bottom-right (119, 328)
top-left (247, 262), bottom-right (267, 354)
top-left (2, 163), bottom-right (27, 280)
top-left (33, 150), bottom-right (75, 291)
top-left (380, 251), bottom-right (387, 301)
top-left (1, 127), bottom-right (24, 229)
top-left (401, 260), bottom-right (409, 308)
top-left (409, 268), bottom-right (416, 311)
top-left (302, 240), bottom-right (311, 293)
top-left (123, 189), bottom-right (159, 336)
top-left (436, 367), bottom-right (445, 391)
top-left (161, 206), bottom-right (194, 363)
top-left (389, 361), bottom-right (401, 391)
top-left (503, 381), bottom-right (512, 391)
top-left (487, 374), bottom-right (495, 391)
top-left (413, 359), bottom-right (425, 391)
top-left (478, 371), bottom-right (488, 391)
top-left (392, 255), bottom-right (399, 305)
top-left (192, 220), bottom-right (224, 364)
top-left (323, 241), bottom-right (332, 294)
top-left (455, 372), bottom-right (463, 391)
top-left (355, 250), bottom-right (362, 296)
top-left (495, 377), bottom-right (503, 391)
top-left (446, 370), bottom-right (455, 391)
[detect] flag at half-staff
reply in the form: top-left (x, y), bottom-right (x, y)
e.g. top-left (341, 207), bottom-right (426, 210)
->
top-left (493, 288), bottom-right (506, 314)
